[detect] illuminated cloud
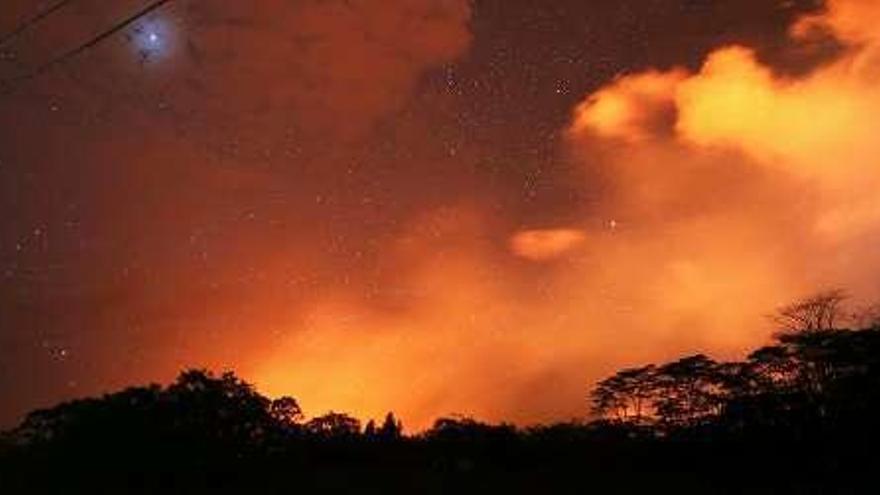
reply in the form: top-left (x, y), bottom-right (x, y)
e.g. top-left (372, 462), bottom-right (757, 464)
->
top-left (509, 228), bottom-right (587, 261)
top-left (572, 0), bottom-right (880, 241)
top-left (793, 0), bottom-right (880, 46)
top-left (253, 0), bottom-right (880, 429)
top-left (560, 0), bottom-right (880, 356)
top-left (570, 69), bottom-right (686, 143)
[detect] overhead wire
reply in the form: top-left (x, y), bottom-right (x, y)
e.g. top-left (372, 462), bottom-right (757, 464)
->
top-left (1, 0), bottom-right (172, 94)
top-left (0, 0), bottom-right (78, 48)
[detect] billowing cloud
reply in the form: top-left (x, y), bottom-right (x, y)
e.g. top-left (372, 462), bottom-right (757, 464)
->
top-left (572, 0), bottom-right (880, 244)
top-left (253, 0), bottom-right (880, 429)
top-left (565, 0), bottom-right (880, 354)
top-left (175, 0), bottom-right (472, 139)
top-left (570, 69), bottom-right (686, 143)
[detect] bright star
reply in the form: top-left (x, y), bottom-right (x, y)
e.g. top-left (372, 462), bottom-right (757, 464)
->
top-left (128, 18), bottom-right (175, 62)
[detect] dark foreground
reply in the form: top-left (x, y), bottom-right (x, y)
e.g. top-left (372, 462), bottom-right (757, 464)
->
top-left (4, 318), bottom-right (880, 493)
top-left (1, 427), bottom-right (874, 494)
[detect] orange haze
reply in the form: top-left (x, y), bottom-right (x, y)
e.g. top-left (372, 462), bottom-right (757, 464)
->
top-left (245, 0), bottom-right (880, 430)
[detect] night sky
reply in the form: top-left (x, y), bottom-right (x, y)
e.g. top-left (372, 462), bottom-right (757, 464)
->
top-left (5, 0), bottom-right (879, 429)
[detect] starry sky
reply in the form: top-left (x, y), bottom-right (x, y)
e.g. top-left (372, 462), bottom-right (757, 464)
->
top-left (5, 0), bottom-right (880, 429)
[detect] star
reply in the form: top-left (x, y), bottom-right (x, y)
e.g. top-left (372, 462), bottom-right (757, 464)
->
top-left (128, 17), bottom-right (174, 62)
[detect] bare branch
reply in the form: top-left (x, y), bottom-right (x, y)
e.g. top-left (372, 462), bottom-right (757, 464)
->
top-left (772, 289), bottom-right (848, 334)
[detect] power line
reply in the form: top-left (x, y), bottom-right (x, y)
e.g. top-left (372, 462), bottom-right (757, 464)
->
top-left (0, 0), bottom-right (78, 48)
top-left (1, 0), bottom-right (172, 91)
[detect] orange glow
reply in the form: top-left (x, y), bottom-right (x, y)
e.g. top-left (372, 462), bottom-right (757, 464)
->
top-left (243, 0), bottom-right (880, 430)
top-left (571, 69), bottom-right (686, 142)
top-left (510, 229), bottom-right (587, 261)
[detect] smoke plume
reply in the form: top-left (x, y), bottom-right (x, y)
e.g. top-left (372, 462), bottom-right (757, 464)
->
top-left (254, 0), bottom-right (880, 428)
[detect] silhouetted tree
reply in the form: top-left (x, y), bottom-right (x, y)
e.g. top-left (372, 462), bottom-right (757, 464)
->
top-left (592, 357), bottom-right (730, 428)
top-left (164, 369), bottom-right (273, 445)
top-left (364, 419), bottom-right (377, 437)
top-left (591, 365), bottom-right (657, 424)
top-left (652, 355), bottom-right (725, 427)
top-left (305, 412), bottom-right (361, 438)
top-left (851, 302), bottom-right (880, 330)
top-left (772, 289), bottom-right (848, 334)
top-left (14, 384), bottom-right (164, 447)
top-left (426, 416), bottom-right (517, 443)
top-left (379, 412), bottom-right (403, 439)
top-left (270, 396), bottom-right (303, 427)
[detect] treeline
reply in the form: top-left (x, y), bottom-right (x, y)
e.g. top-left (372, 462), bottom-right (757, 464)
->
top-left (2, 291), bottom-right (880, 493)
top-left (592, 290), bottom-right (880, 435)
top-left (7, 368), bottom-right (402, 450)
top-left (592, 320), bottom-right (880, 435)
